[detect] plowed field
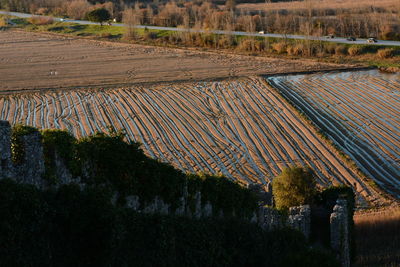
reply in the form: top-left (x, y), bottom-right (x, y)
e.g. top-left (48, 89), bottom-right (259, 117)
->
top-left (0, 77), bottom-right (380, 202)
top-left (0, 30), bottom-right (342, 92)
top-left (268, 70), bottom-right (400, 197)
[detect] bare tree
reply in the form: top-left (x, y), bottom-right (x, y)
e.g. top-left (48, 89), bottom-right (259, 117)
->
top-left (123, 8), bottom-right (140, 40)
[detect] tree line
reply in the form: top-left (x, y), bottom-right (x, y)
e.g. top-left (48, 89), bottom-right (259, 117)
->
top-left (1, 0), bottom-right (399, 40)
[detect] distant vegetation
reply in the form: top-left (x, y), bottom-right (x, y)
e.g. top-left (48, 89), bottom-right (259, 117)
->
top-left (3, 14), bottom-right (400, 69)
top-left (0, 0), bottom-right (399, 40)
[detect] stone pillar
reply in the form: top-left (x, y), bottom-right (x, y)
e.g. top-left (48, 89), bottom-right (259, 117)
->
top-left (0, 121), bottom-right (13, 178)
top-left (202, 201), bottom-right (213, 217)
top-left (288, 205), bottom-right (311, 240)
top-left (14, 131), bottom-right (45, 188)
top-left (258, 205), bottom-right (283, 231)
top-left (330, 199), bottom-right (350, 267)
top-left (194, 191), bottom-right (202, 218)
top-left (248, 182), bottom-right (273, 206)
top-left (125, 195), bottom-right (140, 211)
top-left (54, 150), bottom-right (73, 185)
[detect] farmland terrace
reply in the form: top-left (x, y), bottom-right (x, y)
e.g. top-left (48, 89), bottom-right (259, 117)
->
top-left (0, 30), bottom-right (395, 205)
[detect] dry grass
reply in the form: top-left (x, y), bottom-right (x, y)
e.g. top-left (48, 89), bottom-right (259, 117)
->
top-left (377, 48), bottom-right (395, 59)
top-left (348, 46), bottom-right (363, 56)
top-left (27, 16), bottom-right (54, 25)
top-left (354, 207), bottom-right (400, 266)
top-left (271, 42), bottom-right (287, 54)
top-left (237, 0), bottom-right (400, 12)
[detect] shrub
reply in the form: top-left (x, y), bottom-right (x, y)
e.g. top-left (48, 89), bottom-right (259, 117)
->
top-left (272, 41), bottom-right (287, 54)
top-left (99, 32), bottom-right (112, 38)
top-left (27, 16), bottom-right (54, 25)
top-left (272, 166), bottom-right (317, 210)
top-left (41, 129), bottom-right (77, 183)
top-left (287, 43), bottom-right (304, 56)
top-left (0, 17), bottom-right (7, 27)
top-left (11, 125), bottom-right (38, 164)
top-left (143, 31), bottom-right (158, 40)
top-left (334, 45), bottom-right (347, 55)
top-left (86, 8), bottom-right (111, 26)
top-left (65, 0), bottom-right (91, 20)
top-left (324, 43), bottom-right (336, 55)
top-left (218, 35), bottom-right (236, 48)
top-left (35, 7), bottom-right (48, 15)
top-left (348, 46), bottom-right (363, 56)
top-left (377, 48), bottom-right (395, 59)
top-left (238, 38), bottom-right (256, 51)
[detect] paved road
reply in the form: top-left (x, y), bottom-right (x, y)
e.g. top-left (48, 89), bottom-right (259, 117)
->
top-left (2, 10), bottom-right (400, 47)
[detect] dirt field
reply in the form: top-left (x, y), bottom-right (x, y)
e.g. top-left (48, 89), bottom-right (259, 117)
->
top-left (0, 30), bottom-right (345, 92)
top-left (0, 30), bottom-right (390, 204)
top-left (0, 76), bottom-right (382, 204)
top-left (268, 70), bottom-right (400, 198)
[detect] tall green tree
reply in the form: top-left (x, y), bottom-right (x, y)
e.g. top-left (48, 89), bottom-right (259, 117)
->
top-left (272, 166), bottom-right (317, 210)
top-left (86, 8), bottom-right (111, 26)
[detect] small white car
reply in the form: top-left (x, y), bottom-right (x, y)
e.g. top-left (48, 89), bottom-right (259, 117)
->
top-left (258, 31), bottom-right (265, 34)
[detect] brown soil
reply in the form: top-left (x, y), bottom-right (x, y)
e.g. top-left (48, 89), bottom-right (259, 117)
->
top-left (267, 70), bottom-right (400, 199)
top-left (0, 76), bottom-right (383, 204)
top-left (0, 30), bottom-right (389, 205)
top-left (0, 30), bottom-right (347, 93)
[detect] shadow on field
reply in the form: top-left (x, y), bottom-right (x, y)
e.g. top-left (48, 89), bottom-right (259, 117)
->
top-left (354, 208), bottom-right (400, 266)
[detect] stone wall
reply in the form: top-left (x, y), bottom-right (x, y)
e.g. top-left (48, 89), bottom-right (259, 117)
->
top-left (288, 205), bottom-right (311, 240)
top-left (0, 121), bottom-right (46, 187)
top-left (0, 121), bottom-right (13, 179)
top-left (0, 120), bottom-right (351, 264)
top-left (330, 199), bottom-right (350, 267)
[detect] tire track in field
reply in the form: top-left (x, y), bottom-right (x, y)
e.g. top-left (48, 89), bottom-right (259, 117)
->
top-left (0, 76), bottom-right (381, 201)
top-left (268, 70), bottom-right (400, 198)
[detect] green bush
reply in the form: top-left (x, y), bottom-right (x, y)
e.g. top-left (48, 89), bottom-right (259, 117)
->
top-left (11, 124), bottom-right (38, 164)
top-left (14, 126), bottom-right (257, 215)
top-left (186, 172), bottom-right (258, 218)
top-left (86, 8), bottom-right (111, 25)
top-left (348, 46), bottom-right (364, 56)
top-left (42, 129), bottom-right (77, 183)
top-left (272, 166), bottom-right (317, 210)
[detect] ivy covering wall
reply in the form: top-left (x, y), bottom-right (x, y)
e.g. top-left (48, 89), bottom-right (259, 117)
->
top-left (0, 179), bottom-right (339, 267)
top-left (19, 126), bottom-right (259, 218)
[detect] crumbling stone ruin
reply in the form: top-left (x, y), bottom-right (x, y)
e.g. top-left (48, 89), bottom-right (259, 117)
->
top-left (288, 205), bottom-right (311, 240)
top-left (0, 121), bottom-right (13, 179)
top-left (0, 121), bottom-right (46, 187)
top-left (330, 199), bottom-right (350, 267)
top-left (0, 120), bottom-right (351, 265)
